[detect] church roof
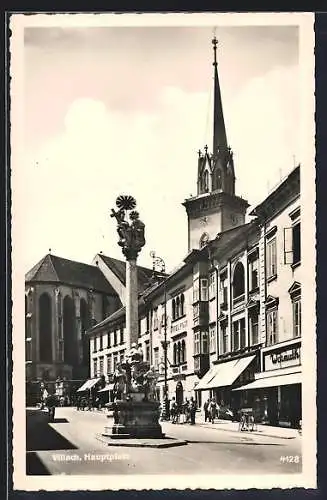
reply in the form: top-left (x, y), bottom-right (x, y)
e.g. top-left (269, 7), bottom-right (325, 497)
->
top-left (87, 297), bottom-right (146, 335)
top-left (25, 254), bottom-right (117, 295)
top-left (97, 254), bottom-right (166, 292)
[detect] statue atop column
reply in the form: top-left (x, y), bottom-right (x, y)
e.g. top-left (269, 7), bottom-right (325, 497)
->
top-left (110, 195), bottom-right (146, 260)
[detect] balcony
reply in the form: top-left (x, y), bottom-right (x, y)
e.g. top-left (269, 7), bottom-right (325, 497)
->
top-left (233, 293), bottom-right (245, 309)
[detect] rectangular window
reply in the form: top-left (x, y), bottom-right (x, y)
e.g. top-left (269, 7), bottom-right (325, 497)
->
top-left (93, 358), bottom-right (97, 377)
top-left (248, 258), bottom-right (259, 291)
top-left (193, 279), bottom-right (200, 303)
top-left (120, 350), bottom-right (125, 364)
top-left (267, 238), bottom-right (277, 278)
top-left (219, 276), bottom-right (228, 306)
top-left (240, 318), bottom-right (246, 349)
top-left (293, 299), bottom-right (301, 337)
top-left (99, 334), bottom-right (103, 350)
top-left (209, 273), bottom-right (216, 299)
top-left (284, 222), bottom-right (301, 266)
top-left (249, 313), bottom-right (259, 345)
top-left (194, 356), bottom-right (200, 372)
top-left (209, 325), bottom-right (216, 353)
top-left (93, 338), bottom-right (97, 353)
top-left (107, 354), bottom-right (112, 374)
top-left (194, 332), bottom-right (200, 355)
top-left (193, 303), bottom-right (200, 319)
top-left (293, 222), bottom-right (301, 264)
top-left (221, 323), bottom-right (228, 354)
top-left (145, 342), bottom-right (150, 361)
top-left (99, 356), bottom-right (104, 375)
top-left (266, 309), bottom-right (278, 346)
top-left (107, 332), bottom-right (111, 348)
top-left (154, 347), bottom-right (159, 371)
top-left (201, 331), bottom-right (209, 354)
top-left (120, 328), bottom-right (124, 344)
top-left (113, 330), bottom-right (117, 346)
top-left (146, 312), bottom-right (150, 332)
top-left (200, 279), bottom-right (208, 301)
top-left (113, 353), bottom-right (118, 371)
top-left (232, 321), bottom-right (240, 351)
top-left (153, 308), bottom-right (158, 330)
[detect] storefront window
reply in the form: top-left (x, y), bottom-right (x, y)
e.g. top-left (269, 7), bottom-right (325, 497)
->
top-left (93, 358), bottom-right (97, 377)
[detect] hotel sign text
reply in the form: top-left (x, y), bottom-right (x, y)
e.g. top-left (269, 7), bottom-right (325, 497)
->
top-left (171, 320), bottom-right (188, 335)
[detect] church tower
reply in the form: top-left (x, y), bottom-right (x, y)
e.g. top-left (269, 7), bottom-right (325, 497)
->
top-left (183, 37), bottom-right (249, 251)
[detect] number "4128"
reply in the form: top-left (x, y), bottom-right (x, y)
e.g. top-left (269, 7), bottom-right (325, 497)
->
top-left (280, 455), bottom-right (300, 463)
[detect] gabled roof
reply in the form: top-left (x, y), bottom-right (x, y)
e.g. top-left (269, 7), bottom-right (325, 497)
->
top-left (25, 254), bottom-right (117, 295)
top-left (97, 254), bottom-right (166, 292)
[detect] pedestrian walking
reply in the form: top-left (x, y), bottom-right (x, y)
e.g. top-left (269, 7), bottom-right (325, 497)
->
top-left (184, 398), bottom-right (190, 424)
top-left (189, 397), bottom-right (197, 425)
top-left (170, 397), bottom-right (177, 423)
top-left (209, 398), bottom-right (219, 424)
top-left (203, 399), bottom-right (210, 422)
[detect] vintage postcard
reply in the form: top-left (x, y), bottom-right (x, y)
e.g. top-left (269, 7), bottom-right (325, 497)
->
top-left (10, 12), bottom-right (316, 491)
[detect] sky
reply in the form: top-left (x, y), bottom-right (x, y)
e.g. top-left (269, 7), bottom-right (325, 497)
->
top-left (19, 22), bottom-right (300, 274)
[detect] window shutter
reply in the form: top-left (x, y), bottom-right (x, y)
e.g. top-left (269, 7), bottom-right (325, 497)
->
top-left (284, 227), bottom-right (293, 264)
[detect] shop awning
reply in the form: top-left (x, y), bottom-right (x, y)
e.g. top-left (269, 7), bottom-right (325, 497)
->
top-left (77, 378), bottom-right (101, 392)
top-left (232, 372), bottom-right (301, 391)
top-left (98, 384), bottom-right (115, 393)
top-left (195, 367), bottom-right (218, 391)
top-left (195, 355), bottom-right (256, 390)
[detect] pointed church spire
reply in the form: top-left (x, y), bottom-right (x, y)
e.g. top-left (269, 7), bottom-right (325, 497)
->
top-left (212, 37), bottom-right (228, 155)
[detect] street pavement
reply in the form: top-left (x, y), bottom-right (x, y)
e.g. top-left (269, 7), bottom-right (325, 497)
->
top-left (26, 407), bottom-right (302, 476)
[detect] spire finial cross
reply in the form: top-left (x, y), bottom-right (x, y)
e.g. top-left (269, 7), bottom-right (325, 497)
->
top-left (204, 144), bottom-right (208, 153)
top-left (212, 36), bottom-right (218, 66)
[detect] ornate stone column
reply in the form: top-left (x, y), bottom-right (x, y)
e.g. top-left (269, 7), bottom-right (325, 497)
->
top-left (103, 195), bottom-right (163, 439)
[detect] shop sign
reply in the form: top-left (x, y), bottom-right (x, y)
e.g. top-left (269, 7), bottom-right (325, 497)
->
top-left (171, 319), bottom-right (188, 335)
top-left (264, 345), bottom-right (301, 371)
top-left (173, 373), bottom-right (186, 381)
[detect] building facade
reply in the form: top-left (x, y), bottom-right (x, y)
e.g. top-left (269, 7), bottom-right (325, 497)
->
top-left (25, 254), bottom-right (121, 383)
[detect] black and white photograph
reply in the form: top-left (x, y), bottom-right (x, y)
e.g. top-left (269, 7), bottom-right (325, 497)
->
top-left (10, 12), bottom-right (316, 491)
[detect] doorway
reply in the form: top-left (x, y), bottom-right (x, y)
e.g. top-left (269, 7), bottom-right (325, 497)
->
top-left (176, 381), bottom-right (184, 406)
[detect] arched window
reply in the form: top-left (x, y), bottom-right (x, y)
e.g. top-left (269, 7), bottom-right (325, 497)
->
top-left (212, 167), bottom-right (223, 191)
top-left (180, 294), bottom-right (185, 316)
top-left (177, 342), bottom-right (181, 365)
top-left (80, 298), bottom-right (91, 372)
top-left (173, 343), bottom-right (177, 365)
top-left (172, 299), bottom-right (176, 321)
top-left (203, 170), bottom-right (209, 192)
top-left (176, 296), bottom-right (180, 319)
top-left (233, 262), bottom-right (245, 298)
top-left (63, 296), bottom-right (77, 366)
top-left (181, 339), bottom-right (186, 363)
top-left (39, 293), bottom-right (52, 363)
